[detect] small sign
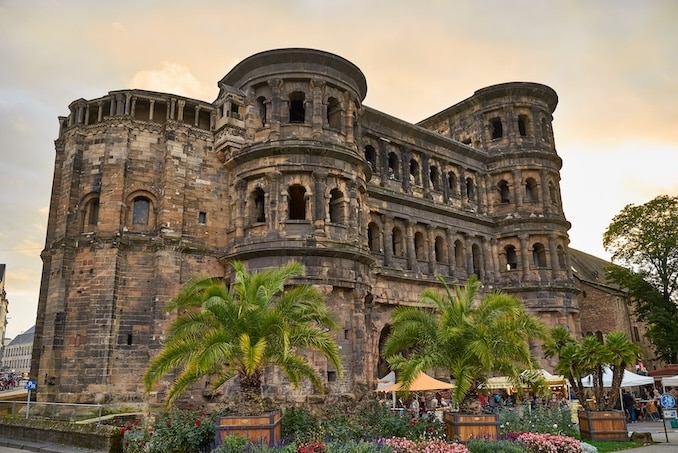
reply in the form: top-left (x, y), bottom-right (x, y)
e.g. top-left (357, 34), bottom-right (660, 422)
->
top-left (24, 380), bottom-right (36, 391)
top-left (663, 409), bottom-right (677, 419)
top-left (661, 393), bottom-right (676, 409)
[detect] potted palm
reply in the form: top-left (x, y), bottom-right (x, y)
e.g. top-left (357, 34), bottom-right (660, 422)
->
top-left (143, 260), bottom-right (343, 446)
top-left (543, 326), bottom-right (640, 441)
top-left (382, 275), bottom-right (546, 441)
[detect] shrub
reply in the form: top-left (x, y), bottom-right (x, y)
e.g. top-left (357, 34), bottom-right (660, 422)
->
top-left (282, 407), bottom-right (323, 445)
top-left (211, 434), bottom-right (250, 453)
top-left (499, 406), bottom-right (576, 437)
top-left (382, 437), bottom-right (469, 453)
top-left (516, 432), bottom-right (583, 453)
top-left (466, 439), bottom-right (526, 453)
top-left (121, 408), bottom-right (214, 453)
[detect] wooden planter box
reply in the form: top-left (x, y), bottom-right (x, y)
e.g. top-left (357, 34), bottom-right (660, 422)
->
top-left (215, 410), bottom-right (282, 447)
top-left (444, 412), bottom-right (500, 442)
top-left (577, 410), bottom-right (628, 441)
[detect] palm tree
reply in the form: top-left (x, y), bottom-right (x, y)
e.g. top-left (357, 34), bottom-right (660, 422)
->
top-left (382, 275), bottom-right (546, 414)
top-left (543, 326), bottom-right (640, 411)
top-left (143, 261), bottom-right (343, 415)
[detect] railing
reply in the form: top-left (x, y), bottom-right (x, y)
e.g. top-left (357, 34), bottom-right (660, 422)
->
top-left (0, 400), bottom-right (103, 424)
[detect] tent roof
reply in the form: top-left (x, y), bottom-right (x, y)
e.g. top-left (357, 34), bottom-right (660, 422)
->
top-left (376, 371), bottom-right (454, 392)
top-left (662, 375), bottom-right (678, 386)
top-left (578, 367), bottom-right (654, 388)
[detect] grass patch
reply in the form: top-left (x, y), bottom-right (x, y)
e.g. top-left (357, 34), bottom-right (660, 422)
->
top-left (585, 439), bottom-right (648, 452)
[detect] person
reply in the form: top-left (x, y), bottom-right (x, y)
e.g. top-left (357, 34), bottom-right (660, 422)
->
top-left (622, 390), bottom-right (637, 423)
top-left (409, 396), bottom-right (419, 418)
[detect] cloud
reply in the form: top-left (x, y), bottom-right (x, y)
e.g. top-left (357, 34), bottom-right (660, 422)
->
top-left (129, 62), bottom-right (210, 100)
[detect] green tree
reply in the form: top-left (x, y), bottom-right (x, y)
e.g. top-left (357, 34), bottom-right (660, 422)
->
top-left (543, 326), bottom-right (640, 411)
top-left (143, 261), bottom-right (343, 414)
top-left (382, 275), bottom-right (546, 414)
top-left (603, 194), bottom-right (678, 363)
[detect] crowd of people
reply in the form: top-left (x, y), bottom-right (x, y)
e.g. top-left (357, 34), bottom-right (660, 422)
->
top-left (0, 375), bottom-right (24, 391)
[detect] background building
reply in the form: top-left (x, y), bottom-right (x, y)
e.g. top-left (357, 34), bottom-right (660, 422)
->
top-left (33, 48), bottom-right (593, 406)
top-left (1, 326), bottom-right (34, 378)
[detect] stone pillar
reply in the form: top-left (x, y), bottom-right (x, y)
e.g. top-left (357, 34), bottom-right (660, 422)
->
top-left (177, 99), bottom-right (185, 122)
top-left (149, 100), bottom-right (155, 121)
top-left (519, 234), bottom-right (530, 282)
top-left (446, 229), bottom-right (456, 277)
top-left (406, 220), bottom-right (416, 272)
top-left (310, 79), bottom-right (325, 137)
top-left (427, 225), bottom-right (436, 275)
top-left (512, 170), bottom-right (522, 208)
top-left (402, 147), bottom-right (411, 193)
top-left (383, 216), bottom-right (393, 267)
top-left (379, 139), bottom-right (389, 187)
top-left (344, 92), bottom-right (355, 145)
top-left (540, 169), bottom-right (550, 214)
top-left (234, 179), bottom-right (246, 238)
top-left (549, 233), bottom-right (560, 279)
top-left (268, 79), bottom-right (283, 140)
top-left (313, 171), bottom-right (327, 235)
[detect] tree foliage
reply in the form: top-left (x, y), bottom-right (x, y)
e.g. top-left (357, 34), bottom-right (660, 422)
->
top-left (382, 275), bottom-right (546, 413)
top-left (143, 261), bottom-right (343, 413)
top-left (543, 326), bottom-right (640, 411)
top-left (602, 194), bottom-right (678, 363)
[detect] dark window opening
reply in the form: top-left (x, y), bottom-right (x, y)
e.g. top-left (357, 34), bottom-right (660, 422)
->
top-left (387, 152), bottom-right (399, 179)
top-left (127, 334), bottom-right (133, 346)
top-left (549, 182), bottom-right (558, 205)
top-left (525, 178), bottom-right (539, 203)
top-left (132, 197), bottom-right (150, 225)
top-left (430, 166), bottom-right (440, 190)
top-left (448, 172), bottom-right (457, 197)
top-left (288, 185), bottom-right (306, 220)
top-left (256, 96), bottom-right (267, 126)
top-left (327, 97), bottom-right (341, 129)
top-left (505, 245), bottom-right (518, 270)
top-left (87, 198), bottom-right (99, 226)
top-left (461, 138), bottom-right (472, 145)
top-left (327, 370), bottom-right (337, 382)
top-left (518, 115), bottom-right (528, 137)
top-left (472, 244), bottom-right (481, 279)
top-left (198, 211), bottom-right (207, 225)
top-left (498, 180), bottom-right (510, 203)
top-left (252, 188), bottom-right (265, 223)
top-left (532, 243), bottom-right (547, 268)
top-left (364, 145), bottom-right (377, 170)
top-left (392, 227), bottom-right (404, 256)
top-left (490, 117), bottom-right (503, 140)
top-left (414, 231), bottom-right (425, 260)
top-left (541, 118), bottom-right (550, 143)
top-left (454, 240), bottom-right (464, 268)
top-left (368, 222), bottom-right (380, 252)
top-left (466, 177), bottom-right (475, 202)
top-left (409, 159), bottom-right (420, 185)
top-left (329, 188), bottom-right (344, 224)
top-left (289, 92), bottom-right (305, 123)
top-left (557, 245), bottom-right (566, 269)
top-left (435, 236), bottom-right (446, 263)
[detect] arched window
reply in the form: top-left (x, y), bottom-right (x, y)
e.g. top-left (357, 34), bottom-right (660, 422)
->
top-left (364, 145), bottom-right (377, 171)
top-left (454, 239), bottom-right (464, 268)
top-left (549, 182), bottom-right (558, 205)
top-left (387, 152), bottom-right (399, 179)
top-left (251, 188), bottom-right (266, 223)
top-left (448, 172), bottom-right (457, 197)
top-left (434, 236), bottom-right (446, 263)
top-left (532, 243), bottom-right (547, 268)
top-left (289, 91), bottom-right (305, 123)
top-left (505, 245), bottom-right (518, 270)
top-left (518, 114), bottom-right (529, 137)
top-left (490, 117), bottom-right (503, 140)
top-left (256, 96), bottom-right (267, 127)
top-left (368, 222), bottom-right (380, 252)
top-left (327, 97), bottom-right (341, 129)
top-left (392, 227), bottom-right (404, 257)
top-left (498, 180), bottom-right (510, 203)
top-left (409, 159), bottom-right (420, 185)
top-left (472, 243), bottom-right (482, 279)
top-left (132, 197), bottom-right (150, 225)
top-left (430, 166), bottom-right (440, 190)
top-left (466, 177), bottom-right (475, 203)
top-left (329, 188), bottom-right (345, 224)
top-left (525, 178), bottom-right (539, 203)
top-left (414, 231), bottom-right (425, 260)
top-left (83, 197), bottom-right (99, 229)
top-left (557, 245), bottom-right (567, 269)
top-left (288, 185), bottom-right (306, 220)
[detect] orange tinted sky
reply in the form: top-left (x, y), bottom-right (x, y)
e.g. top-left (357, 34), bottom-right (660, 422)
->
top-left (1, 0), bottom-right (677, 339)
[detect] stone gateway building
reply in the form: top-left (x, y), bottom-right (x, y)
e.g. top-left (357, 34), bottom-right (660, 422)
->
top-left (33, 48), bottom-right (581, 406)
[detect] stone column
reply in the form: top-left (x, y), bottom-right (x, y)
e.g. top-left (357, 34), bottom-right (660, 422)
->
top-left (519, 234), bottom-right (530, 282)
top-left (268, 79), bottom-right (283, 140)
top-left (428, 225), bottom-right (436, 275)
top-left (512, 170), bottom-right (522, 208)
top-left (313, 171), bottom-right (327, 235)
top-left (406, 220), bottom-right (416, 272)
top-left (310, 79), bottom-right (325, 137)
top-left (446, 229), bottom-right (456, 276)
top-left (383, 216), bottom-right (393, 267)
top-left (234, 179), bottom-right (246, 238)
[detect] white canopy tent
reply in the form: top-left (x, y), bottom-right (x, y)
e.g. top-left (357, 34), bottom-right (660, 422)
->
top-left (578, 367), bottom-right (654, 388)
top-left (662, 374), bottom-right (678, 387)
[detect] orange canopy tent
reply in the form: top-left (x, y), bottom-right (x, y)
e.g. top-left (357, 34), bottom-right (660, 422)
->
top-left (376, 371), bottom-right (455, 392)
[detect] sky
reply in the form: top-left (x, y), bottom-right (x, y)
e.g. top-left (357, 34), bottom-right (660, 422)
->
top-left (1, 0), bottom-right (677, 340)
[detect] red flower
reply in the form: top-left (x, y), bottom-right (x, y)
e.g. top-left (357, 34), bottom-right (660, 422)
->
top-left (195, 419), bottom-right (202, 426)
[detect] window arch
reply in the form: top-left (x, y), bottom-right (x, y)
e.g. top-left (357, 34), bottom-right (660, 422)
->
top-left (251, 187), bottom-right (266, 223)
top-left (392, 227), bottom-right (404, 257)
top-left (329, 188), bottom-right (345, 224)
top-left (409, 159), bottom-right (420, 185)
top-left (518, 114), bottom-right (529, 137)
top-left (434, 236), bottom-right (447, 263)
top-left (414, 231), bottom-right (425, 260)
top-left (364, 145), bottom-right (377, 171)
top-left (532, 243), bottom-right (547, 268)
top-left (490, 117), bottom-right (503, 140)
top-left (498, 180), bottom-right (510, 203)
top-left (430, 165), bottom-right (440, 190)
top-left (82, 196), bottom-right (100, 230)
top-left (525, 178), bottom-right (539, 203)
top-left (368, 222), bottom-right (380, 253)
top-left (466, 177), bottom-right (475, 203)
top-left (289, 91), bottom-right (305, 123)
top-left (472, 243), bottom-right (482, 279)
top-left (454, 239), bottom-right (465, 268)
top-left (447, 172), bottom-right (457, 197)
top-left (256, 96), bottom-right (267, 127)
top-left (549, 182), bottom-right (558, 205)
top-left (387, 152), bottom-right (399, 179)
top-left (327, 97), bottom-right (341, 129)
top-left (288, 185), bottom-right (306, 220)
top-left (505, 245), bottom-right (518, 270)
